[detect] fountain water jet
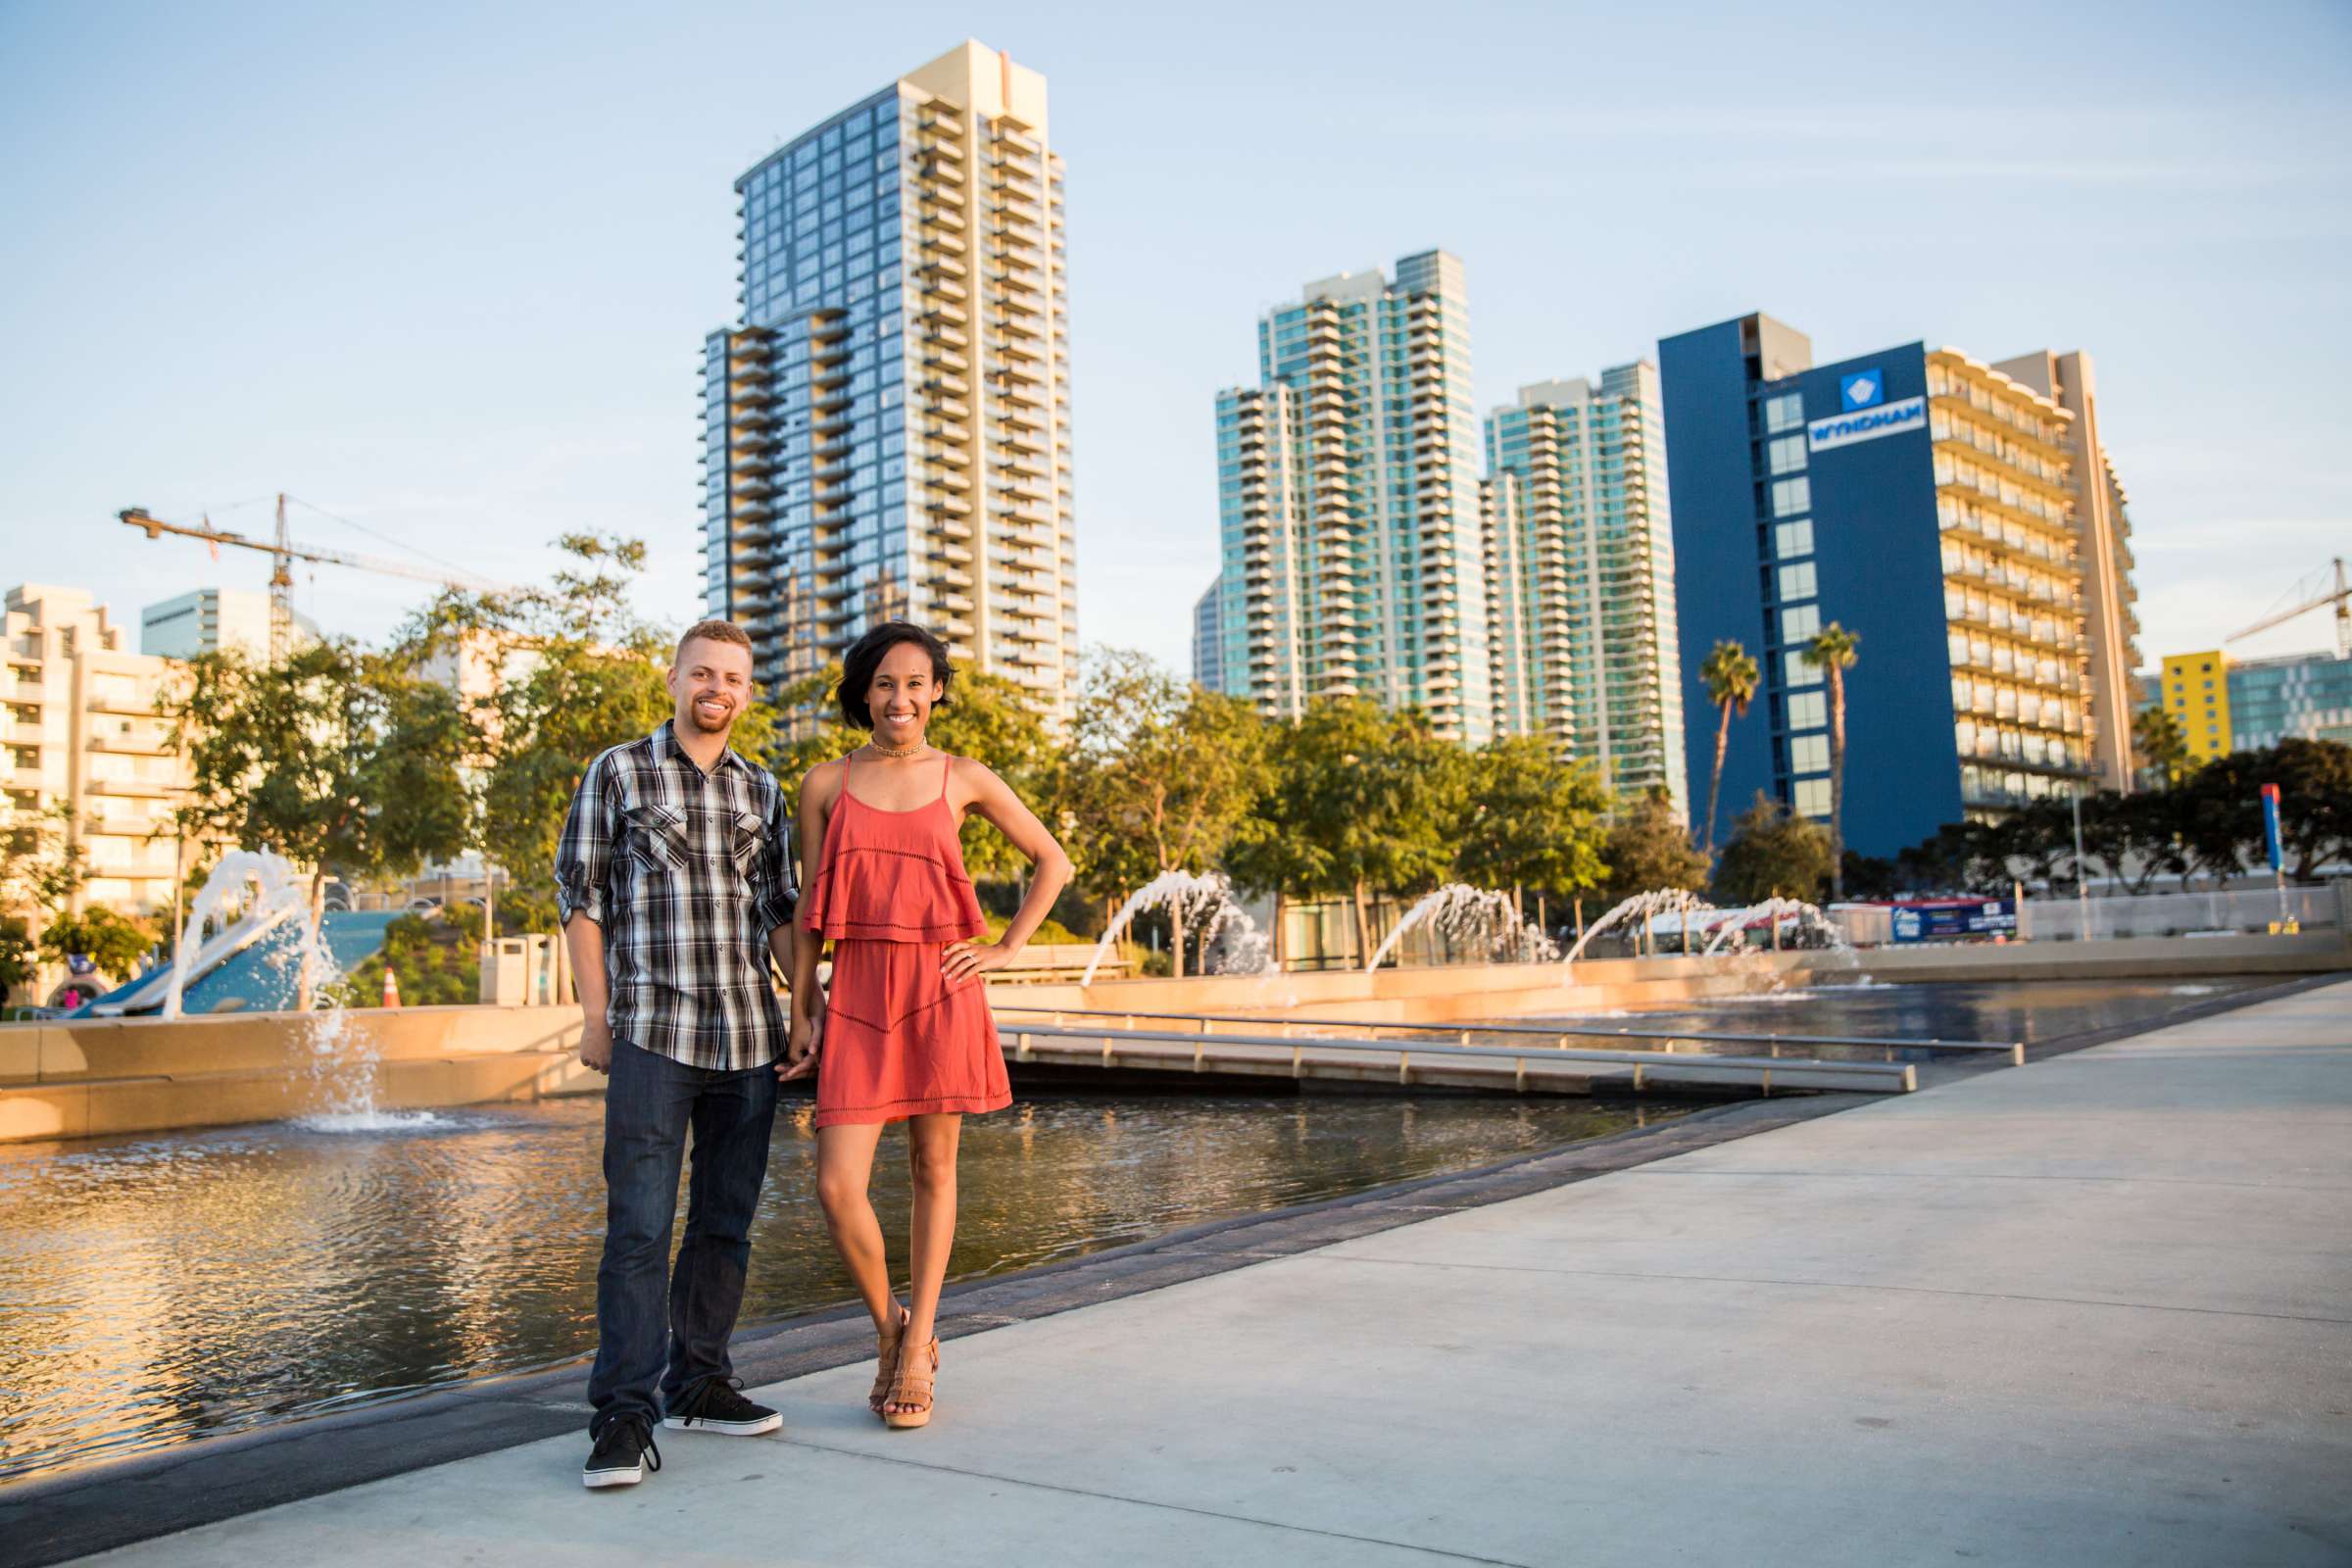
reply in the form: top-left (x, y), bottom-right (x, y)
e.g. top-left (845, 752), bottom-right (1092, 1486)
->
top-left (1363, 884), bottom-right (1557, 972)
top-left (1080, 869), bottom-right (1275, 988)
top-left (1560, 889), bottom-right (1721, 965)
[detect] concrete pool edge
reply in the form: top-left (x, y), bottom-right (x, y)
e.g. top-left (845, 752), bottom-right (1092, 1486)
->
top-left (4, 969), bottom-right (2338, 1565)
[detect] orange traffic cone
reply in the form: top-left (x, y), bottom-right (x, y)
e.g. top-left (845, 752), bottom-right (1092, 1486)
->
top-left (382, 966), bottom-right (401, 1008)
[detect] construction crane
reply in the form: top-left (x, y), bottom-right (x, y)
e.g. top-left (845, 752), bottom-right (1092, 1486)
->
top-left (2228, 557), bottom-right (2350, 660)
top-left (120, 495), bottom-right (515, 661)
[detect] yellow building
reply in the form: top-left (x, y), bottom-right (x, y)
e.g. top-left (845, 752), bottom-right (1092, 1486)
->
top-left (2161, 650), bottom-right (2232, 761)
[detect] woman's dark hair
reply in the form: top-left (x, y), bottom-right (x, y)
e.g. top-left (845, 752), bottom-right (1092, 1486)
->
top-left (836, 620), bottom-right (954, 730)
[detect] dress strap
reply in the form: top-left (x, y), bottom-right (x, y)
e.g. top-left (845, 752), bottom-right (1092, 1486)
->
top-left (937, 750), bottom-right (953, 801)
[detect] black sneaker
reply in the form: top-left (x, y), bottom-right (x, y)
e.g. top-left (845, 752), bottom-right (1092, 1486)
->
top-left (583, 1415), bottom-right (661, 1489)
top-left (664, 1376), bottom-right (782, 1436)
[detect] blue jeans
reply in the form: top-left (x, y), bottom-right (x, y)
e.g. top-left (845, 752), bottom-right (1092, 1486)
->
top-left (587, 1038), bottom-right (778, 1436)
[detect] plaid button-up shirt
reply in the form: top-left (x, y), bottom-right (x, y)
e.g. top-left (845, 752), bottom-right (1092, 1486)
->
top-left (554, 721), bottom-right (796, 1071)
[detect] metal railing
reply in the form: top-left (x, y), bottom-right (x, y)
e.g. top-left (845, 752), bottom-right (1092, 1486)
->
top-left (2019, 885), bottom-right (2343, 942)
top-left (998, 1022), bottom-right (1917, 1095)
top-left (993, 1004), bottom-right (2024, 1066)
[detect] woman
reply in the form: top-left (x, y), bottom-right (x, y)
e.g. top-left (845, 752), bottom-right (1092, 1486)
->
top-left (784, 621), bottom-right (1071, 1429)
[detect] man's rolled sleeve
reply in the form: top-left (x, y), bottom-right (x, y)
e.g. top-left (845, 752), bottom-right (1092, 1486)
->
top-left (555, 752), bottom-right (616, 928)
top-left (754, 786), bottom-right (798, 936)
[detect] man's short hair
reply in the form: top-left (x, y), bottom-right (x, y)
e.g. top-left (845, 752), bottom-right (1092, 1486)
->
top-left (675, 619), bottom-right (753, 667)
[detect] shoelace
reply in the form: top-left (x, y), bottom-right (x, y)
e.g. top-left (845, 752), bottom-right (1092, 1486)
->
top-left (606, 1414), bottom-right (661, 1473)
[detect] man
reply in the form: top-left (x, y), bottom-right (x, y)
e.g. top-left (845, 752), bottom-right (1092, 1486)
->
top-left (555, 619), bottom-right (814, 1489)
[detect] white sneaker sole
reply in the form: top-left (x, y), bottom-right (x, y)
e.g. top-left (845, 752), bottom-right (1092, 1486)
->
top-left (582, 1462), bottom-right (644, 1489)
top-left (663, 1412), bottom-right (782, 1436)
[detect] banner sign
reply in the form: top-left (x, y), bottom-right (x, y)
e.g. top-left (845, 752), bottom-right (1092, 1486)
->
top-left (1808, 395), bottom-right (1927, 453)
top-left (2261, 783), bottom-right (2283, 872)
top-left (1887, 898), bottom-right (2016, 944)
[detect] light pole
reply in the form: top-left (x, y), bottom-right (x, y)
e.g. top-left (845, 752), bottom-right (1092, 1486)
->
top-left (2071, 785), bottom-right (2090, 942)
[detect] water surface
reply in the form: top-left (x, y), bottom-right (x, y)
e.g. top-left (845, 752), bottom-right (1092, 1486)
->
top-left (0, 1093), bottom-right (1662, 1482)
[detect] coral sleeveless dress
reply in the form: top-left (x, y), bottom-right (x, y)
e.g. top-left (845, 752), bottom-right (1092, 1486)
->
top-left (803, 751), bottom-right (1010, 1128)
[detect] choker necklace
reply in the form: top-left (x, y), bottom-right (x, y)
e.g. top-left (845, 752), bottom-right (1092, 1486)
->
top-left (869, 739), bottom-right (926, 759)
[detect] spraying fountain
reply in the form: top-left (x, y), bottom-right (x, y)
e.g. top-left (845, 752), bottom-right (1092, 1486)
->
top-left (1560, 889), bottom-right (1723, 965)
top-left (1080, 869), bottom-right (1276, 988)
top-left (1363, 884), bottom-right (1558, 972)
top-left (1700, 897), bottom-right (1852, 956)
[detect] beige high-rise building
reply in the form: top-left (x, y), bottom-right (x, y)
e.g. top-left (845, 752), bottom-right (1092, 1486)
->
top-left (1990, 350), bottom-right (2142, 791)
top-left (1484, 364), bottom-right (1688, 813)
top-left (4, 585), bottom-right (190, 927)
top-left (704, 40), bottom-right (1076, 716)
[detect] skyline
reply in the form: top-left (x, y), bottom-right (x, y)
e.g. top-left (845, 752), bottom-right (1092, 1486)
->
top-left (3, 2), bottom-right (2348, 678)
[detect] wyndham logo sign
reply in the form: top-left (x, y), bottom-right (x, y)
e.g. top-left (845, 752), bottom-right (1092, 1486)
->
top-left (1808, 395), bottom-right (1926, 453)
top-left (1839, 370), bottom-right (1885, 411)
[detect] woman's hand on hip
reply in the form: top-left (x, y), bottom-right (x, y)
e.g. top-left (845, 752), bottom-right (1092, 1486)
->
top-left (941, 940), bottom-right (1012, 984)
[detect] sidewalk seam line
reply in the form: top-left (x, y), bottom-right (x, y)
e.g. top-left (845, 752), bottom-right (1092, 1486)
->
top-left (1621, 1169), bottom-right (2352, 1192)
top-left (775, 1435), bottom-right (1541, 1566)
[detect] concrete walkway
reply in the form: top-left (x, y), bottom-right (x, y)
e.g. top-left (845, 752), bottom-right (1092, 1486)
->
top-left (80, 981), bottom-right (2352, 1567)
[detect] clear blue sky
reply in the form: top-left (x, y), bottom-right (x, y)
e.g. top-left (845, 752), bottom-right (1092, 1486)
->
top-left (3, 0), bottom-right (2347, 674)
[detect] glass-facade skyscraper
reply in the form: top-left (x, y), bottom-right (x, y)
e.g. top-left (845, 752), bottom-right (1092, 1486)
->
top-left (702, 41), bottom-right (1076, 712)
top-left (1485, 365), bottom-right (1687, 813)
top-left (1211, 251), bottom-right (1494, 743)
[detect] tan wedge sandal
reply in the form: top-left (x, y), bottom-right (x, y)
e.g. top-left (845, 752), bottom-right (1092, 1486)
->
top-left (882, 1336), bottom-right (938, 1430)
top-left (868, 1305), bottom-right (911, 1417)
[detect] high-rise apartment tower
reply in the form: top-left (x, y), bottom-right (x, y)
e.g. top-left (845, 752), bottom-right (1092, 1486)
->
top-left (1484, 365), bottom-right (1687, 812)
top-left (702, 41), bottom-right (1076, 712)
top-left (1210, 252), bottom-right (1494, 743)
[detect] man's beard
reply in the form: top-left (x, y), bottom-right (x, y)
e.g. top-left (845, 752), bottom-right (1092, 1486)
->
top-left (684, 702), bottom-right (734, 734)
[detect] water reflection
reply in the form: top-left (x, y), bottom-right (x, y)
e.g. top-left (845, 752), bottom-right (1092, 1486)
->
top-left (1522, 976), bottom-right (2274, 1054)
top-left (0, 1093), bottom-right (1655, 1482)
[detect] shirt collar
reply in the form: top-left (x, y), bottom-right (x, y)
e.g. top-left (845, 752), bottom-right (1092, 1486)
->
top-left (651, 718), bottom-right (749, 780)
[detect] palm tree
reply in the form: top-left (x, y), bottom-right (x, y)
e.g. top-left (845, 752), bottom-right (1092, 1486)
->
top-left (2132, 705), bottom-right (2190, 789)
top-left (1802, 623), bottom-right (1861, 898)
top-left (1698, 639), bottom-right (1760, 852)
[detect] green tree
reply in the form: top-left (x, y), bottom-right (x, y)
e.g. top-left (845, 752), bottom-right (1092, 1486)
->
top-left (1224, 720), bottom-right (1335, 970)
top-left (38, 905), bottom-right (157, 983)
top-left (170, 642), bottom-right (474, 1008)
top-left (1240, 698), bottom-right (1465, 963)
top-left (2264, 737), bottom-right (2352, 882)
top-left (1452, 735), bottom-right (1610, 913)
top-left (1, 803), bottom-right (86, 1002)
top-left (1054, 650), bottom-right (1270, 974)
top-left (2132, 705), bottom-right (2191, 788)
top-left (1802, 623), bottom-right (1862, 898)
top-left (1597, 786), bottom-right (1709, 906)
top-left (1697, 639), bottom-right (1760, 852)
top-left (1711, 791), bottom-right (1833, 905)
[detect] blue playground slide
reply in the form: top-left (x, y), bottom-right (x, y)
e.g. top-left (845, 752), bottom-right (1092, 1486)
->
top-left (71, 910), bottom-right (404, 1017)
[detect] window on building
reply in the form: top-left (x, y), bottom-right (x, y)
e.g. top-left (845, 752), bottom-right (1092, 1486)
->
top-left (1789, 733), bottom-right (1830, 774)
top-left (1778, 562), bottom-right (1817, 601)
top-left (1768, 435), bottom-right (1807, 475)
top-left (1771, 476), bottom-right (1811, 517)
top-left (1793, 777), bottom-right (1832, 817)
top-left (1788, 691), bottom-right (1826, 729)
top-left (1764, 393), bottom-right (1804, 434)
top-left (1785, 652), bottom-right (1823, 688)
top-left (1775, 519), bottom-right (1813, 559)
top-left (1782, 604), bottom-right (1821, 644)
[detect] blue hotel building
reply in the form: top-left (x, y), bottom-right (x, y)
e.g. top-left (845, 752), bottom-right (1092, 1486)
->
top-left (1659, 314), bottom-right (2132, 859)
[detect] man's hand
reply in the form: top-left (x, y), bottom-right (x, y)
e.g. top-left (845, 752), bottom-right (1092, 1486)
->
top-left (777, 1009), bottom-right (821, 1082)
top-left (579, 1018), bottom-right (614, 1075)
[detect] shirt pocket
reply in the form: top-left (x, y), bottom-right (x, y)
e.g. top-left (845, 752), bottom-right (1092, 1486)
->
top-left (730, 809), bottom-right (766, 876)
top-left (623, 803), bottom-right (691, 872)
